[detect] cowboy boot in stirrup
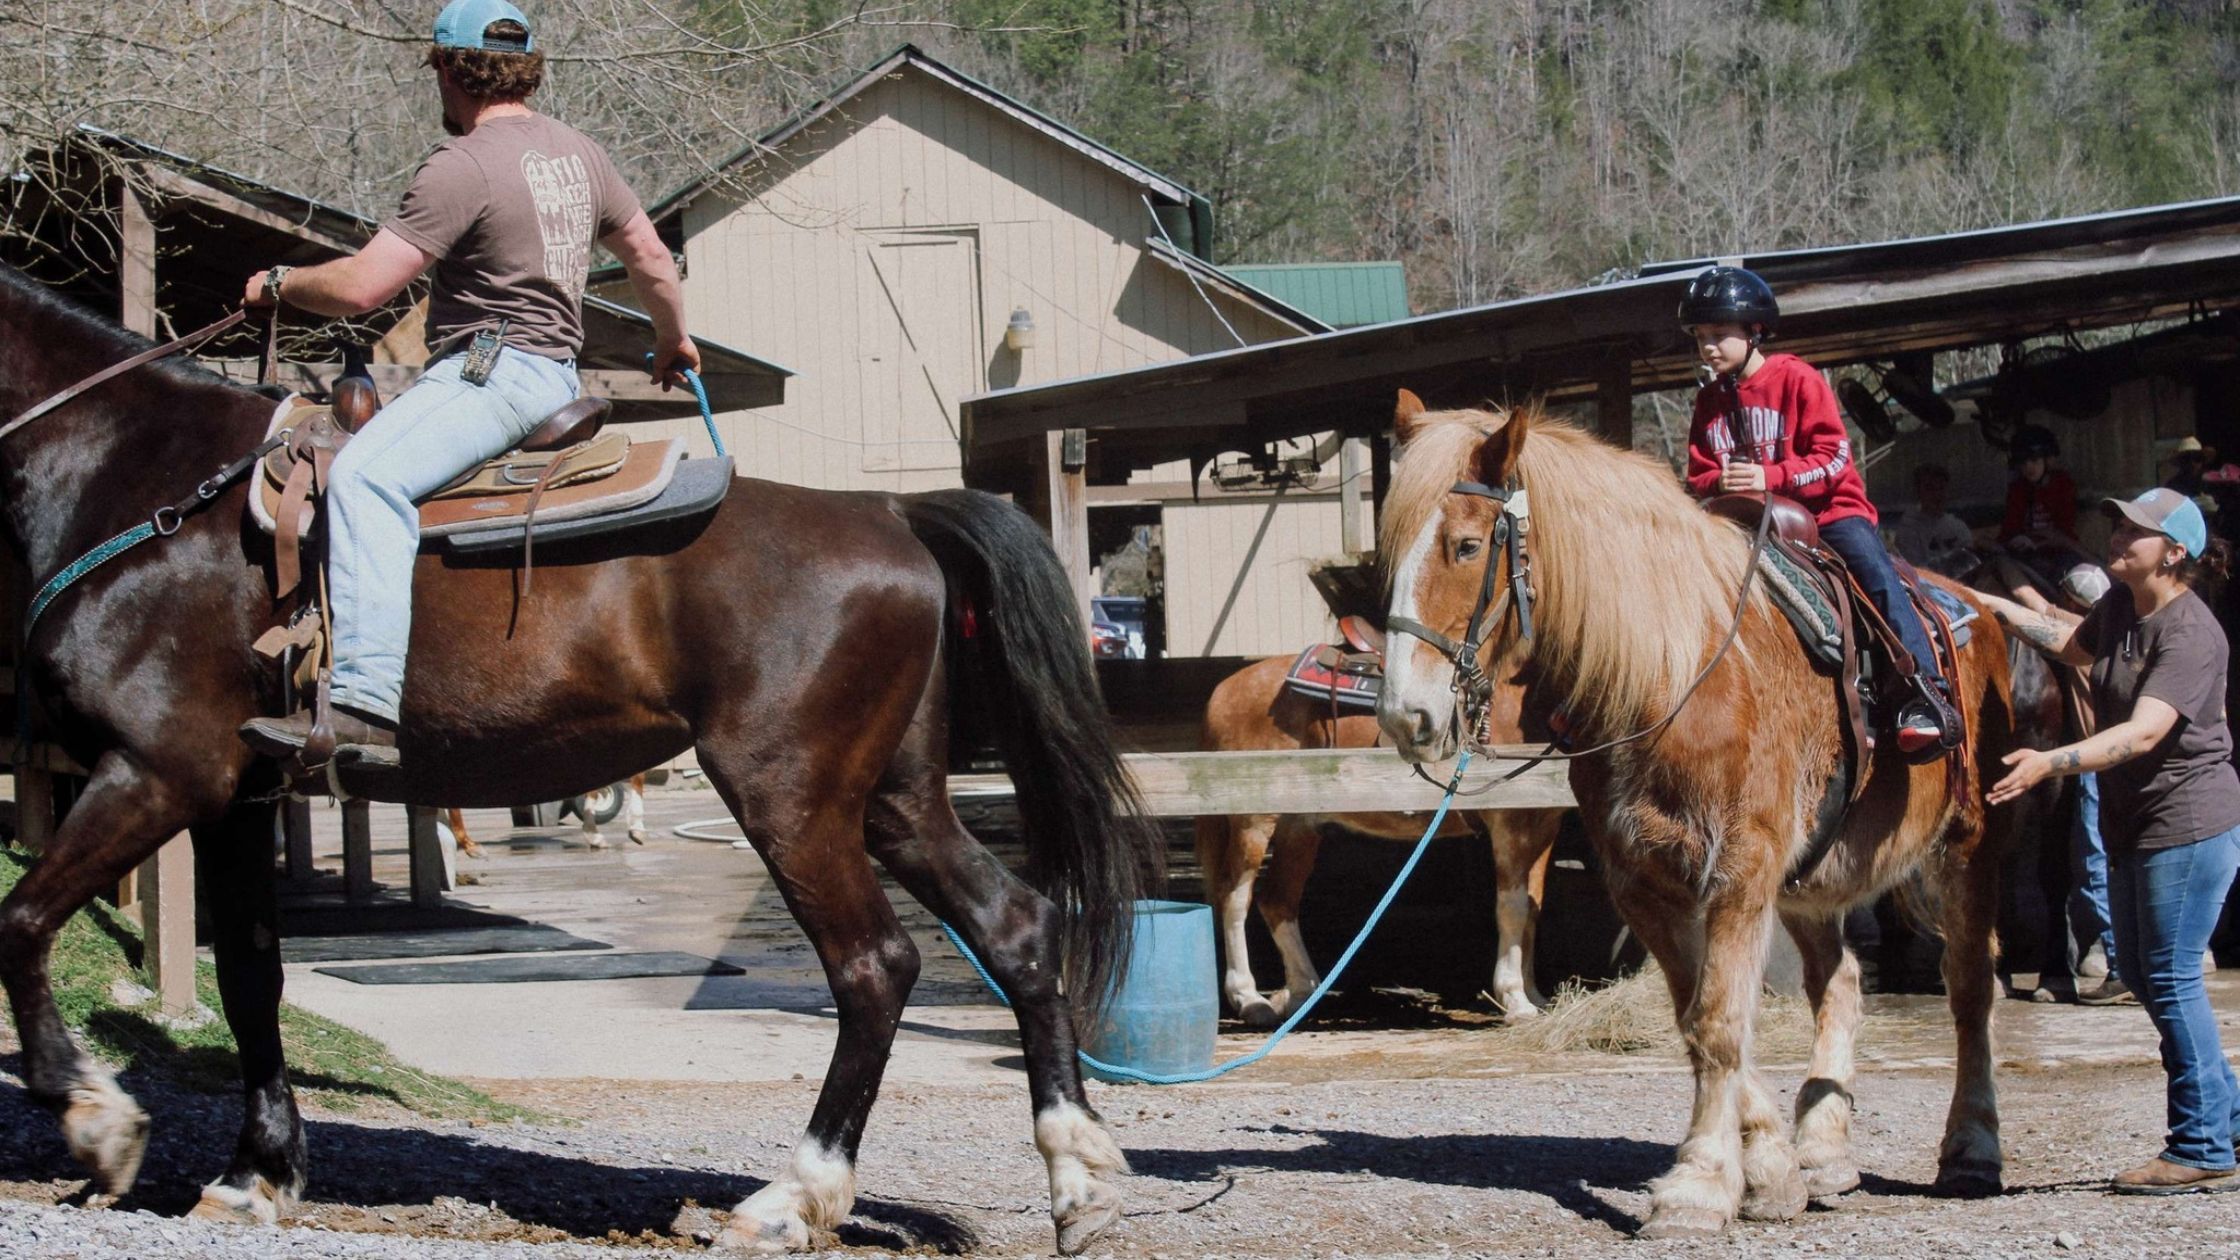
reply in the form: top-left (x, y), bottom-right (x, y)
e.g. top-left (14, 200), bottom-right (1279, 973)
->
top-left (240, 707), bottom-right (400, 768)
top-left (1893, 679), bottom-right (1960, 764)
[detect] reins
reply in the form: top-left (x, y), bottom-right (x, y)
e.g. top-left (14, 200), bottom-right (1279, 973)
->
top-left (0, 308), bottom-right (251, 446)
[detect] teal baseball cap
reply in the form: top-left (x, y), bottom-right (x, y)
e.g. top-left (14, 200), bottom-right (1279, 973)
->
top-left (434, 0), bottom-right (533, 52)
top-left (2102, 486), bottom-right (2209, 557)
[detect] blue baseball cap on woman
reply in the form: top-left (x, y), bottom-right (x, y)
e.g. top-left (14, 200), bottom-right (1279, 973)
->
top-left (2102, 487), bottom-right (2209, 558)
top-left (434, 0), bottom-right (533, 52)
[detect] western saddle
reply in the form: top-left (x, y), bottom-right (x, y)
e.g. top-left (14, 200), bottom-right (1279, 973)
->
top-left (248, 373), bottom-right (727, 788)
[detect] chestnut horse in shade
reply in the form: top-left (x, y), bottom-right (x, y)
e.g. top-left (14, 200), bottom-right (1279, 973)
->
top-left (1376, 394), bottom-right (2020, 1239)
top-left (1197, 655), bottom-right (1559, 1024)
top-left (0, 266), bottom-right (1154, 1255)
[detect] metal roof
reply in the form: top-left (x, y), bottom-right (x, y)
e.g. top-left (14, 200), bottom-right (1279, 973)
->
top-left (961, 193), bottom-right (2240, 483)
top-left (1222, 262), bottom-right (1411, 328)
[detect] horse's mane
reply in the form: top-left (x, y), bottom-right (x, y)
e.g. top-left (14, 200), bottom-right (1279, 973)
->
top-left (1384, 405), bottom-right (1759, 732)
top-left (0, 263), bottom-right (230, 391)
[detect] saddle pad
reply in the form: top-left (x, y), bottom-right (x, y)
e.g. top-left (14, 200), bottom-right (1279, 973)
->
top-left (1916, 582), bottom-right (1978, 651)
top-left (439, 455), bottom-right (733, 554)
top-left (420, 438), bottom-right (682, 538)
top-left (1757, 546), bottom-right (1845, 669)
top-left (1281, 643), bottom-right (1382, 710)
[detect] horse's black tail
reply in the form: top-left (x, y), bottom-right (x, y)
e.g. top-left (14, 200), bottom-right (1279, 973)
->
top-left (899, 488), bottom-right (1158, 1025)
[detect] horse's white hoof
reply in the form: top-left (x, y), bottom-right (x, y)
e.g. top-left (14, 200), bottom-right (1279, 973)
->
top-left (187, 1176), bottom-right (293, 1225)
top-left (62, 1078), bottom-right (149, 1196)
top-left (1637, 1206), bottom-right (1728, 1239)
top-left (1803, 1162), bottom-right (1860, 1200)
top-left (1739, 1167), bottom-right (1808, 1221)
top-left (1236, 996), bottom-right (1282, 1029)
top-left (1053, 1178), bottom-right (1122, 1255)
top-left (585, 834), bottom-right (609, 850)
top-left (1496, 995), bottom-right (1542, 1021)
top-left (715, 1214), bottom-right (812, 1254)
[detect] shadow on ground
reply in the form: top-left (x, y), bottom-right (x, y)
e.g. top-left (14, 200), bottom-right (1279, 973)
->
top-left (1130, 1127), bottom-right (1667, 1235)
top-left (0, 1069), bottom-right (977, 1252)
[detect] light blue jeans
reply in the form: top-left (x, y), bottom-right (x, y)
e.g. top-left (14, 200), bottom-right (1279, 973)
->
top-left (2071, 772), bottom-right (2116, 975)
top-left (326, 347), bottom-right (577, 722)
top-left (2108, 826), bottom-right (2240, 1171)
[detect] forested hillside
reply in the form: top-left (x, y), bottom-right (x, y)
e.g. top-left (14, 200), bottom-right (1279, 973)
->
top-left (6, 1), bottom-right (2238, 313)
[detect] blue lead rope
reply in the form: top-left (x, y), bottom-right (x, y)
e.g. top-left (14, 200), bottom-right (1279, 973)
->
top-left (940, 749), bottom-right (1476, 1084)
top-left (646, 359), bottom-right (724, 459)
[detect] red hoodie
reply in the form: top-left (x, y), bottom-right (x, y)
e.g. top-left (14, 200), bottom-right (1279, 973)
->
top-left (1686, 353), bottom-right (1876, 527)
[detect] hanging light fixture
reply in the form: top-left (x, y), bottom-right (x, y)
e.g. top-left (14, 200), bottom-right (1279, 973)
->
top-left (1004, 307), bottom-right (1037, 351)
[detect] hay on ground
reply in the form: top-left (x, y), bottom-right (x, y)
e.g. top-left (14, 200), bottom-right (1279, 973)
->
top-left (1488, 964), bottom-right (1834, 1062)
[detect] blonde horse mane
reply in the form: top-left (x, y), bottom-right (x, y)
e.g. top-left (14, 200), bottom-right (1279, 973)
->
top-left (1382, 404), bottom-right (1760, 733)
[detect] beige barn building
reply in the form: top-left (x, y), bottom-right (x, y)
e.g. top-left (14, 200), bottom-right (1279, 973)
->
top-left (639, 46), bottom-right (1362, 658)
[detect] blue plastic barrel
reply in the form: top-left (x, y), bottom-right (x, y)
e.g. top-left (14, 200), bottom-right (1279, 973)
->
top-left (1083, 900), bottom-right (1217, 1083)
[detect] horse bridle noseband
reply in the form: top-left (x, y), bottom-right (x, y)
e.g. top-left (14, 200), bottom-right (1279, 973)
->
top-left (1386, 478), bottom-right (1535, 748)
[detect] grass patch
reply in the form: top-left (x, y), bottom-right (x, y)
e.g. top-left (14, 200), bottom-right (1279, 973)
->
top-left (7, 845), bottom-right (532, 1123)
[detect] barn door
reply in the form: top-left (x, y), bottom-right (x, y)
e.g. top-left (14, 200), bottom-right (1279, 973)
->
top-left (858, 228), bottom-right (983, 474)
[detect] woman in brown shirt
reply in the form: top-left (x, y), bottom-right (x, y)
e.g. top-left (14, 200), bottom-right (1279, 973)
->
top-left (1984, 487), bottom-right (2240, 1194)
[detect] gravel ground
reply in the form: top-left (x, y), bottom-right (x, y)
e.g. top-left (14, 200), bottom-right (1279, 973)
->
top-left (2, 1053), bottom-right (2236, 1259)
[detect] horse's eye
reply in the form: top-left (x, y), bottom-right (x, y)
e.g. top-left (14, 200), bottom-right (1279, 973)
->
top-left (1457, 537), bottom-right (1483, 561)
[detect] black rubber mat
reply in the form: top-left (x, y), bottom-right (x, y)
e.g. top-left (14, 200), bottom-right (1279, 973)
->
top-left (313, 950), bottom-right (745, 985)
top-left (283, 925), bottom-right (610, 964)
top-left (281, 897), bottom-right (531, 937)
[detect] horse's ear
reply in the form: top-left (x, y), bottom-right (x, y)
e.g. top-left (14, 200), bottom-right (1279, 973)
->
top-left (1475, 406), bottom-right (1530, 486)
top-left (1394, 389), bottom-right (1427, 443)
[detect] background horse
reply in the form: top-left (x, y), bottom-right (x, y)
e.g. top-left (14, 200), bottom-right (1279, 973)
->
top-left (445, 770), bottom-right (649, 857)
top-left (1376, 394), bottom-right (2019, 1238)
top-left (1197, 655), bottom-right (1559, 1024)
top-left (0, 266), bottom-right (1153, 1255)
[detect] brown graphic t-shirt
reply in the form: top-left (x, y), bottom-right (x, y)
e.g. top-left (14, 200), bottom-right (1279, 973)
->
top-left (383, 113), bottom-right (641, 361)
top-left (2074, 587), bottom-right (2240, 851)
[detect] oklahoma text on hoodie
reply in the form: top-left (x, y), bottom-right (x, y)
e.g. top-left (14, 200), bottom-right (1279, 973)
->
top-left (1686, 353), bottom-right (1876, 527)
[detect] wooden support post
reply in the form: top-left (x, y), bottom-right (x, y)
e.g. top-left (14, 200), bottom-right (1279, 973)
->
top-left (1596, 355), bottom-right (1635, 449)
top-left (119, 181), bottom-right (157, 338)
top-left (342, 799), bottom-right (373, 903)
top-left (407, 806), bottom-right (445, 907)
top-left (138, 835), bottom-right (196, 1016)
top-left (13, 765), bottom-right (54, 854)
top-left (1370, 433), bottom-right (1393, 530)
top-left (1339, 436), bottom-right (1370, 556)
top-left (1036, 429), bottom-right (1093, 628)
top-left (281, 798), bottom-right (314, 882)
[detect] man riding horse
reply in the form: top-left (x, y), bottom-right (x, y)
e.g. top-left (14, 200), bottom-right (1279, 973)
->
top-left (238, 0), bottom-right (696, 769)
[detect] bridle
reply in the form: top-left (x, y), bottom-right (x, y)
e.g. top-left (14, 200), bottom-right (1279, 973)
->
top-left (1386, 478), bottom-right (1535, 750)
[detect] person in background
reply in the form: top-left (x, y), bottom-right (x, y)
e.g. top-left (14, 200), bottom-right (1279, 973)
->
top-left (2000, 424), bottom-right (2086, 573)
top-left (1894, 462), bottom-right (1974, 573)
top-left (1984, 488), bottom-right (2240, 1194)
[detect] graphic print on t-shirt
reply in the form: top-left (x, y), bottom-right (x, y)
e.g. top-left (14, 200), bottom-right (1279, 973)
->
top-left (1705, 404), bottom-right (1787, 463)
top-left (520, 149), bottom-right (596, 302)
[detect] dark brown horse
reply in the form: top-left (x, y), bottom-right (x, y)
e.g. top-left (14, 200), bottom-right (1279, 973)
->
top-left (0, 266), bottom-right (1153, 1254)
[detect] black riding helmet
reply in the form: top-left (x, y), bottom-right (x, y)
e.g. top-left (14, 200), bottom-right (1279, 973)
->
top-left (1678, 266), bottom-right (1780, 337)
top-left (2008, 423), bottom-right (2060, 468)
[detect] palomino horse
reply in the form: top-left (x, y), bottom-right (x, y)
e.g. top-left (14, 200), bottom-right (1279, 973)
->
top-left (1376, 394), bottom-right (2018, 1238)
top-left (0, 267), bottom-right (1153, 1254)
top-left (1197, 655), bottom-right (1558, 1024)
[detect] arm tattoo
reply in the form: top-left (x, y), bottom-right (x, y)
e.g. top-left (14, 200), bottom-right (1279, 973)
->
top-left (2002, 613), bottom-right (2069, 653)
top-left (2053, 750), bottom-right (2082, 772)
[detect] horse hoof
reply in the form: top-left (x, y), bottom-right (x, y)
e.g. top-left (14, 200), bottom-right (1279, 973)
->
top-left (1498, 998), bottom-right (1542, 1022)
top-left (1803, 1163), bottom-right (1861, 1200)
top-left (1739, 1170), bottom-right (1809, 1222)
top-left (188, 1176), bottom-right (290, 1226)
top-left (1934, 1161), bottom-right (2002, 1198)
top-left (1237, 998), bottom-right (1282, 1030)
top-left (715, 1214), bottom-right (812, 1254)
top-left (1054, 1180), bottom-right (1122, 1255)
top-left (629, 828), bottom-right (648, 845)
top-left (1637, 1207), bottom-right (1728, 1239)
top-left (62, 1080), bottom-right (149, 1196)
top-left (586, 835), bottom-right (609, 850)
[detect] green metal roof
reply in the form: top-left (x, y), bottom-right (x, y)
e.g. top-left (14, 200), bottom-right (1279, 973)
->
top-left (1221, 262), bottom-right (1410, 328)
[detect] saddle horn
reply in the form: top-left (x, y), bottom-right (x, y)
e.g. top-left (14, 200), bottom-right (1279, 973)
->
top-left (332, 341), bottom-right (379, 432)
